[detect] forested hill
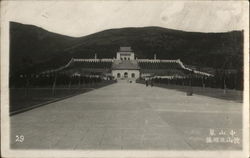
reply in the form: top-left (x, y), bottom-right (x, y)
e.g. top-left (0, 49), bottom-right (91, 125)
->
top-left (10, 21), bottom-right (243, 76)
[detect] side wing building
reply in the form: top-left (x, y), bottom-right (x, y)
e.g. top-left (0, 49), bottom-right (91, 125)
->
top-left (42, 46), bottom-right (212, 82)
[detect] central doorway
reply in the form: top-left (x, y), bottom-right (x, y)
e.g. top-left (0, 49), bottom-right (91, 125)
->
top-left (124, 72), bottom-right (128, 78)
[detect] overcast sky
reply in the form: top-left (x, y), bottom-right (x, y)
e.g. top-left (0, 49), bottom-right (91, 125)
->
top-left (2, 0), bottom-right (248, 37)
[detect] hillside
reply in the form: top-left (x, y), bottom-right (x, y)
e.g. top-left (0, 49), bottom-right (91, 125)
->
top-left (10, 22), bottom-right (243, 76)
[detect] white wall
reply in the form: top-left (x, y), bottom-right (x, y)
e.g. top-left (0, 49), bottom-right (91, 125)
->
top-left (112, 70), bottom-right (140, 80)
top-left (116, 52), bottom-right (135, 60)
top-left (116, 53), bottom-right (121, 60)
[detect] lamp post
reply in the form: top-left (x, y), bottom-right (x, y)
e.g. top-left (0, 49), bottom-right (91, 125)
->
top-left (223, 70), bottom-right (227, 94)
top-left (78, 74), bottom-right (82, 89)
top-left (25, 75), bottom-right (30, 98)
top-left (52, 73), bottom-right (57, 96)
top-left (187, 70), bottom-right (194, 96)
top-left (202, 76), bottom-right (205, 89)
top-left (68, 76), bottom-right (72, 89)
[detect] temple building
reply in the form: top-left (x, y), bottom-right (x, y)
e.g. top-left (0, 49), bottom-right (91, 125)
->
top-left (42, 46), bottom-right (212, 82)
top-left (112, 47), bottom-right (140, 82)
top-left (116, 46), bottom-right (135, 60)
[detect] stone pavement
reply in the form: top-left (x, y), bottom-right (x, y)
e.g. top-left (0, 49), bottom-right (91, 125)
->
top-left (10, 82), bottom-right (242, 150)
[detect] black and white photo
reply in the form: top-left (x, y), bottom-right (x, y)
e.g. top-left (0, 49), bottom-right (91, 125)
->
top-left (1, 0), bottom-right (249, 158)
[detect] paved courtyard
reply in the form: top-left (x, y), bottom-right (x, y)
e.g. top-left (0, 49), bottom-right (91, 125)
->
top-left (11, 82), bottom-right (242, 150)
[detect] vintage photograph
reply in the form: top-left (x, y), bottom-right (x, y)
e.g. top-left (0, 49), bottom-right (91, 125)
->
top-left (1, 0), bottom-right (249, 157)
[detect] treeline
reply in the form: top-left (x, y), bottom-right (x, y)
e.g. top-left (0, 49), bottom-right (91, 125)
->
top-left (10, 73), bottom-right (105, 88)
top-left (152, 71), bottom-right (243, 90)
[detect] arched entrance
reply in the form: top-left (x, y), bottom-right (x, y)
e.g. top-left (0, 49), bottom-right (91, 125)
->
top-left (131, 73), bottom-right (135, 78)
top-left (117, 73), bottom-right (121, 78)
top-left (124, 72), bottom-right (128, 78)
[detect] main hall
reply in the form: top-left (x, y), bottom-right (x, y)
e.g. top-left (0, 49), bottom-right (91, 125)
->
top-left (43, 46), bottom-right (212, 82)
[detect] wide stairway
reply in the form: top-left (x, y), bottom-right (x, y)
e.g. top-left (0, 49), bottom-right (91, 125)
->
top-left (112, 60), bottom-right (140, 70)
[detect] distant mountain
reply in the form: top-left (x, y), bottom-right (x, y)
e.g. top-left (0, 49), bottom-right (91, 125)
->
top-left (10, 21), bottom-right (243, 76)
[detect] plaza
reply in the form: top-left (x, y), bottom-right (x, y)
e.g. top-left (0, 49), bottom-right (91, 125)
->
top-left (11, 82), bottom-right (242, 150)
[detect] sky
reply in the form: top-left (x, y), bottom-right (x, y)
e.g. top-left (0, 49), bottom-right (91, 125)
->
top-left (1, 0), bottom-right (249, 37)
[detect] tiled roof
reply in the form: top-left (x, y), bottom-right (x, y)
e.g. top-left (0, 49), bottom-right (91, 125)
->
top-left (42, 58), bottom-right (213, 77)
top-left (138, 61), bottom-right (182, 70)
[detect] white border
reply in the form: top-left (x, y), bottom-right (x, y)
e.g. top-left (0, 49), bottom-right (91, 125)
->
top-left (1, 1), bottom-right (249, 158)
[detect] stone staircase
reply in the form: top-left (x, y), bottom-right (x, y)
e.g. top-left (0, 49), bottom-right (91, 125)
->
top-left (112, 60), bottom-right (140, 70)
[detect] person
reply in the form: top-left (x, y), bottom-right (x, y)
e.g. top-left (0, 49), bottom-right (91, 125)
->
top-left (145, 78), bottom-right (148, 87)
top-left (150, 79), bottom-right (154, 87)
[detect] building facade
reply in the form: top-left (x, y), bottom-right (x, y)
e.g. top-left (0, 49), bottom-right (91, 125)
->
top-left (42, 46), bottom-right (213, 82)
top-left (116, 47), bottom-right (135, 60)
top-left (112, 70), bottom-right (140, 80)
top-left (112, 47), bottom-right (140, 82)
